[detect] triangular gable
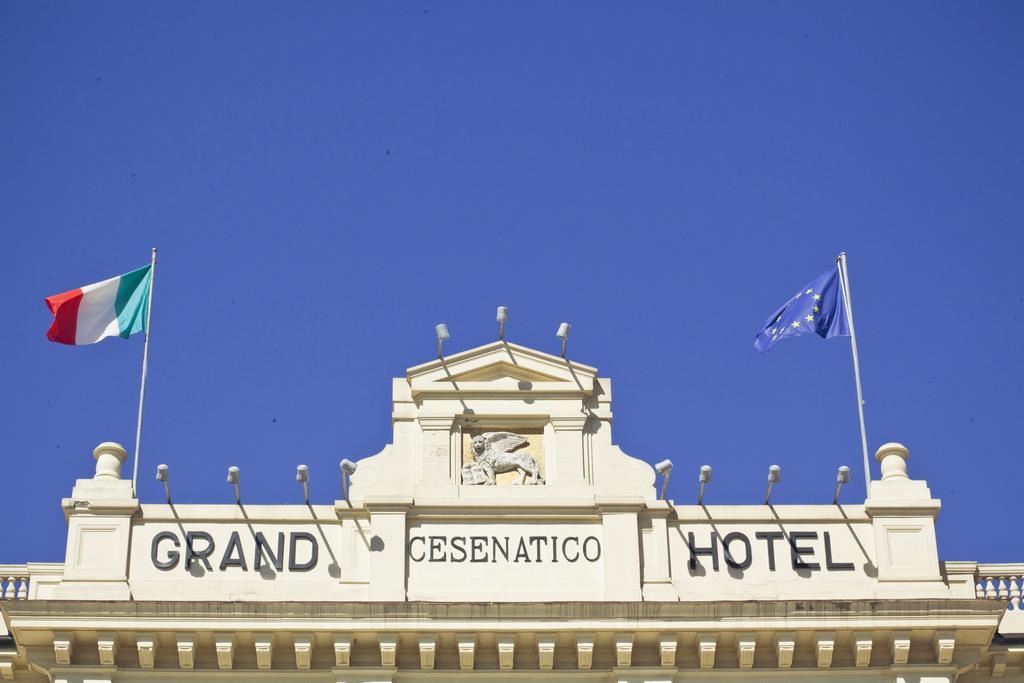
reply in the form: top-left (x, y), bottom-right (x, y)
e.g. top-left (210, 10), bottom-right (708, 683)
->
top-left (406, 341), bottom-right (597, 396)
top-left (444, 362), bottom-right (563, 383)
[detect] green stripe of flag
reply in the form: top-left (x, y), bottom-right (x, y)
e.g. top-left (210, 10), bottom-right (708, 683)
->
top-left (114, 264), bottom-right (152, 338)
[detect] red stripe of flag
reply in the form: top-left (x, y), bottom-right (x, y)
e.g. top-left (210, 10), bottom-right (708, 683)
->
top-left (45, 288), bottom-right (83, 345)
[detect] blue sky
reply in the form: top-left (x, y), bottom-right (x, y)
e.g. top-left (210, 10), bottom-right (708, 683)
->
top-left (2, 2), bottom-right (1022, 563)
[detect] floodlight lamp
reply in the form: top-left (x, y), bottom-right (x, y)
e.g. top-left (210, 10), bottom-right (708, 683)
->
top-left (697, 465), bottom-right (712, 505)
top-left (339, 459), bottom-right (357, 502)
top-left (655, 458), bottom-right (673, 500)
top-left (764, 465), bottom-right (781, 505)
top-left (556, 322), bottom-right (571, 357)
top-left (833, 465), bottom-right (851, 504)
top-left (435, 323), bottom-right (450, 358)
top-left (296, 464), bottom-right (310, 504)
top-left (497, 306), bottom-right (509, 340)
top-left (227, 466), bottom-right (241, 504)
top-left (156, 464), bottom-right (171, 503)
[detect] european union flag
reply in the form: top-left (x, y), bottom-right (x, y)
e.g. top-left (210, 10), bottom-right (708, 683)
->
top-left (754, 265), bottom-right (850, 352)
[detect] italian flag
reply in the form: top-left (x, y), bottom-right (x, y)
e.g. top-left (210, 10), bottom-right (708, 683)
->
top-left (45, 264), bottom-right (152, 345)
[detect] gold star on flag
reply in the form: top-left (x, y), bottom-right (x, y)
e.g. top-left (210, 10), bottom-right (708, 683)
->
top-left (813, 305), bottom-right (820, 313)
top-left (813, 294), bottom-right (822, 301)
top-left (805, 289), bottom-right (813, 294)
top-left (805, 314), bottom-right (814, 322)
top-left (791, 321), bottom-right (801, 328)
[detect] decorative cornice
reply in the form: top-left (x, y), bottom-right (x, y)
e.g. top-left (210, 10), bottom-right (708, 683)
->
top-left (4, 598), bottom-right (1005, 626)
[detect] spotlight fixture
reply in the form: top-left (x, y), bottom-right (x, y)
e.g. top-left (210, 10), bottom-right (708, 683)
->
top-left (833, 465), bottom-right (850, 504)
top-left (435, 323), bottom-right (450, 358)
top-left (227, 466), bottom-right (240, 504)
top-left (697, 465), bottom-right (712, 505)
top-left (497, 306), bottom-right (509, 340)
top-left (556, 322), bottom-right (571, 358)
top-left (340, 458), bottom-right (358, 500)
top-left (296, 464), bottom-right (309, 504)
top-left (155, 464), bottom-right (170, 503)
top-left (655, 459), bottom-right (673, 500)
top-left (764, 465), bottom-right (781, 505)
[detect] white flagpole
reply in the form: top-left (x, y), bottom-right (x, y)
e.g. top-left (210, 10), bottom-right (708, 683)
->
top-left (836, 252), bottom-right (871, 497)
top-left (131, 247), bottom-right (157, 496)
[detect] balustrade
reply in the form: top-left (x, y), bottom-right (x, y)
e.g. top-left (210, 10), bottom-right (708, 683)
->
top-left (975, 564), bottom-right (1024, 611)
top-left (0, 569), bottom-right (29, 600)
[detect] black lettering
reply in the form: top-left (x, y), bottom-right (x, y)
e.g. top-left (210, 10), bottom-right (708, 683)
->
top-left (722, 532), bottom-right (752, 570)
top-left (429, 536), bottom-right (445, 562)
top-left (562, 537), bottom-right (580, 562)
top-left (470, 536), bottom-right (488, 563)
top-left (582, 536), bottom-right (601, 562)
top-left (514, 537), bottom-right (531, 563)
top-left (185, 531), bottom-right (215, 571)
top-left (450, 536), bottom-right (467, 563)
top-left (219, 531), bottom-right (248, 571)
top-left (687, 531), bottom-right (719, 571)
top-left (789, 531), bottom-right (820, 570)
top-left (409, 536), bottom-right (426, 562)
top-left (152, 531), bottom-right (180, 571)
top-left (529, 536), bottom-right (548, 563)
top-left (755, 531), bottom-right (785, 571)
top-left (288, 532), bottom-right (318, 571)
top-left (491, 536), bottom-right (509, 563)
top-left (824, 531), bottom-right (855, 571)
top-left (254, 532), bottom-right (284, 571)
top-left (550, 536), bottom-right (558, 562)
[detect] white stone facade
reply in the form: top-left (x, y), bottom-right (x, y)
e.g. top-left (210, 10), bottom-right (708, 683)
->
top-left (1, 342), bottom-right (1021, 682)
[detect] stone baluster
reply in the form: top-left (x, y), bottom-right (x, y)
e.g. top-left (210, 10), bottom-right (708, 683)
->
top-left (975, 571), bottom-right (1024, 609)
top-left (2, 575), bottom-right (29, 599)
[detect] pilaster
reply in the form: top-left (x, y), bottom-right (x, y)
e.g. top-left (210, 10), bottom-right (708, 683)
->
top-left (55, 442), bottom-right (138, 600)
top-left (365, 498), bottom-right (412, 601)
top-left (865, 443), bottom-right (945, 598)
top-left (598, 497), bottom-right (645, 600)
top-left (550, 415), bottom-right (589, 486)
top-left (416, 416), bottom-right (456, 495)
top-left (640, 500), bottom-right (676, 600)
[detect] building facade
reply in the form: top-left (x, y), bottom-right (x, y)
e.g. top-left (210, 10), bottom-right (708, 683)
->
top-left (1, 341), bottom-right (1022, 682)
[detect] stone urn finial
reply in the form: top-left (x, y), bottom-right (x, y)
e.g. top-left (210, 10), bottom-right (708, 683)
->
top-left (93, 442), bottom-right (129, 480)
top-left (874, 442), bottom-right (909, 480)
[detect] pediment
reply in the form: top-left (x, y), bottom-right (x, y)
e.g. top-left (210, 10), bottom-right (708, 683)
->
top-left (406, 341), bottom-right (597, 396)
top-left (444, 362), bottom-right (563, 383)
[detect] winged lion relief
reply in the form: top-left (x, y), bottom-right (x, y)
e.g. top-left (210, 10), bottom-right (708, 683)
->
top-left (462, 431), bottom-right (545, 486)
